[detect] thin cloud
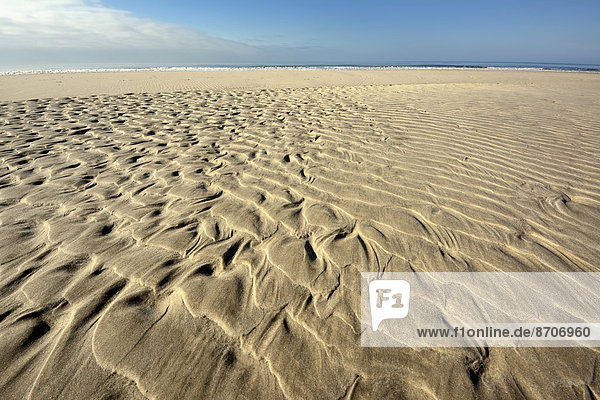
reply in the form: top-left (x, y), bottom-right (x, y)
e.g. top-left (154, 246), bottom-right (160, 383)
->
top-left (0, 0), bottom-right (257, 64)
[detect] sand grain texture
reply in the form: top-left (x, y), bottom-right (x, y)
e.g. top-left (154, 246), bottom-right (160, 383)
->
top-left (1, 71), bottom-right (600, 399)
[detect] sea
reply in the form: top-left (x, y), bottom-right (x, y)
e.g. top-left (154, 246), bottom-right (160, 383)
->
top-left (1, 61), bottom-right (599, 75)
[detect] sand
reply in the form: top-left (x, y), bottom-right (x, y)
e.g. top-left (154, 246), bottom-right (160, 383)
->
top-left (0, 70), bottom-right (599, 399)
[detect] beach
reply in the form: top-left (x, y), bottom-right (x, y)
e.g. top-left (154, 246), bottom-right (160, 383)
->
top-left (1, 69), bottom-right (599, 398)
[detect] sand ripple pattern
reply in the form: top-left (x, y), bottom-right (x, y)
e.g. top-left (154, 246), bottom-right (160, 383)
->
top-left (1, 83), bottom-right (600, 399)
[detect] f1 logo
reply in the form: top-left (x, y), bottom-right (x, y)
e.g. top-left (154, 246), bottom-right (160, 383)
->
top-left (369, 280), bottom-right (411, 331)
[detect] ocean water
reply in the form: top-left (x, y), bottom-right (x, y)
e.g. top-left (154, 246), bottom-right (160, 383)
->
top-left (1, 61), bottom-right (599, 75)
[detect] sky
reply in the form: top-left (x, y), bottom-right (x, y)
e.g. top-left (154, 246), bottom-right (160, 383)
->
top-left (1, 0), bottom-right (599, 69)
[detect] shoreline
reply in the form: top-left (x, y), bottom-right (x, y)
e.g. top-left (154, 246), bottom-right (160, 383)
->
top-left (2, 61), bottom-right (600, 76)
top-left (2, 66), bottom-right (599, 77)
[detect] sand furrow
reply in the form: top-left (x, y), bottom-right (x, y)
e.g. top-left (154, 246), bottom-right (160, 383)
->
top-left (1, 73), bottom-right (600, 398)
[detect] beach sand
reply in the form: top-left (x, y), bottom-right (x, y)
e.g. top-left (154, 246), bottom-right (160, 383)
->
top-left (1, 70), bottom-right (599, 399)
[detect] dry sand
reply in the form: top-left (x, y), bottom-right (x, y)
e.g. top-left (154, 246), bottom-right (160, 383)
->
top-left (0, 70), bottom-right (599, 399)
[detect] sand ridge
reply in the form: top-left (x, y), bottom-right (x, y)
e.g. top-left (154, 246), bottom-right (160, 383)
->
top-left (1, 72), bottom-right (600, 398)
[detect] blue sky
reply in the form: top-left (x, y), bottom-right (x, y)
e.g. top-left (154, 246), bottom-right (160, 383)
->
top-left (1, 0), bottom-right (599, 67)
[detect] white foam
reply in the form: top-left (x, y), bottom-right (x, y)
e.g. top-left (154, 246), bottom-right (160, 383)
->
top-left (1, 64), bottom-right (598, 76)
